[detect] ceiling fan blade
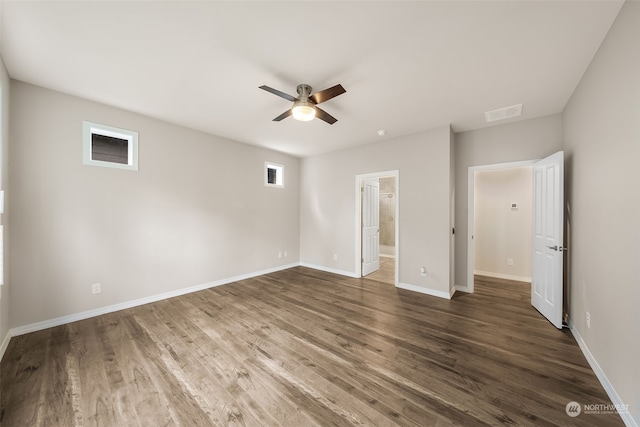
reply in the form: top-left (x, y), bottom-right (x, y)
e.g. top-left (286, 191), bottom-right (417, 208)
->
top-left (273, 109), bottom-right (293, 121)
top-left (259, 85), bottom-right (297, 102)
top-left (315, 107), bottom-right (338, 125)
top-left (310, 84), bottom-right (346, 105)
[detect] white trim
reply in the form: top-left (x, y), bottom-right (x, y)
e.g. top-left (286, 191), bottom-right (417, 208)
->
top-left (467, 159), bottom-right (538, 293)
top-left (379, 253), bottom-right (395, 259)
top-left (455, 285), bottom-right (472, 293)
top-left (0, 330), bottom-right (10, 362)
top-left (569, 319), bottom-right (638, 427)
top-left (397, 282), bottom-right (454, 300)
top-left (9, 263), bottom-right (298, 337)
top-left (355, 170), bottom-right (399, 285)
top-left (473, 270), bottom-right (531, 283)
top-left (299, 265), bottom-right (461, 304)
top-left (299, 262), bottom-right (359, 279)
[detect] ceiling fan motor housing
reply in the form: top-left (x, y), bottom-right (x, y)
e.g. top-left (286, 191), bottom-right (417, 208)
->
top-left (296, 84), bottom-right (313, 100)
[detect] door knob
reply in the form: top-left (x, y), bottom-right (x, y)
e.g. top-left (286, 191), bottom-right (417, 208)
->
top-left (547, 245), bottom-right (558, 251)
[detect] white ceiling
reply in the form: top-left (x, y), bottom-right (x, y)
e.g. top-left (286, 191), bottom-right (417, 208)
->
top-left (0, 1), bottom-right (623, 157)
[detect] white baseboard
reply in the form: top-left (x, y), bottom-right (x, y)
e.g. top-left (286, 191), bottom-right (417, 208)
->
top-left (397, 282), bottom-right (454, 300)
top-left (298, 262), bottom-right (359, 278)
top-left (379, 253), bottom-right (395, 259)
top-left (474, 270), bottom-right (531, 283)
top-left (455, 285), bottom-right (472, 293)
top-left (0, 330), bottom-right (10, 361)
top-left (300, 264), bottom-right (454, 300)
top-left (9, 263), bottom-right (300, 338)
top-left (568, 318), bottom-right (638, 427)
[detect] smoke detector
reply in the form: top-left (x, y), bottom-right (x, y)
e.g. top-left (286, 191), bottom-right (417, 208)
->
top-left (484, 104), bottom-right (523, 123)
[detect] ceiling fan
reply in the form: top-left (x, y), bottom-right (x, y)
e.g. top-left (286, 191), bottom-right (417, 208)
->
top-left (259, 83), bottom-right (346, 124)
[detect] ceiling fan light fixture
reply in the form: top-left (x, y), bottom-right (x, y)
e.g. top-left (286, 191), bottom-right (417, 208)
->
top-left (260, 82), bottom-right (344, 124)
top-left (292, 101), bottom-right (316, 121)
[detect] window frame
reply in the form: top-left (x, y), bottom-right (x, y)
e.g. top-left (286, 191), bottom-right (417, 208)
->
top-left (264, 161), bottom-right (284, 188)
top-left (83, 121), bottom-right (139, 171)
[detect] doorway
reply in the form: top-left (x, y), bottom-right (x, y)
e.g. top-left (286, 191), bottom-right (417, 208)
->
top-left (466, 160), bottom-right (537, 293)
top-left (474, 166), bottom-right (533, 281)
top-left (355, 170), bottom-right (399, 286)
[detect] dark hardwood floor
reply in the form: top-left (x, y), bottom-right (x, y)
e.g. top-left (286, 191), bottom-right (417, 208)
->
top-left (1, 268), bottom-right (624, 426)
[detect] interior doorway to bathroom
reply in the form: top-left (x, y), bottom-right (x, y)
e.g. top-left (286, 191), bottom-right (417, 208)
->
top-left (355, 171), bottom-right (398, 286)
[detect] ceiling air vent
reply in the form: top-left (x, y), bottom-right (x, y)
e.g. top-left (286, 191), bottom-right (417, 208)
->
top-left (484, 103), bottom-right (523, 123)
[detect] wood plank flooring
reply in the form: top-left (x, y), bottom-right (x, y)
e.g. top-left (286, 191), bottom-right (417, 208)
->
top-left (0, 268), bottom-right (624, 426)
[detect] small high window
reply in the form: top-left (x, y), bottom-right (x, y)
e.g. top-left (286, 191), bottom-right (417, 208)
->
top-left (265, 162), bottom-right (284, 187)
top-left (83, 121), bottom-right (138, 170)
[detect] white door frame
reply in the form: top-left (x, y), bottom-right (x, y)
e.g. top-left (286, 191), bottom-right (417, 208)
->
top-left (466, 160), bottom-right (538, 293)
top-left (355, 170), bottom-right (399, 285)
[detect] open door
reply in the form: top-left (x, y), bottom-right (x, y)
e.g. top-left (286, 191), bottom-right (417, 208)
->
top-left (531, 151), bottom-right (564, 329)
top-left (362, 177), bottom-right (380, 276)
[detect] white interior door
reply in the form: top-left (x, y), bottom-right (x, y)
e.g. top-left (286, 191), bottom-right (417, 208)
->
top-left (531, 151), bottom-right (564, 329)
top-left (362, 178), bottom-right (380, 276)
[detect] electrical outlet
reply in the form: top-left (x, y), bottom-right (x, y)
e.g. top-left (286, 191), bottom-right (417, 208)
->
top-left (278, 251), bottom-right (282, 259)
top-left (91, 283), bottom-right (101, 294)
top-left (333, 254), bottom-right (338, 261)
top-left (507, 258), bottom-right (514, 266)
top-left (586, 312), bottom-right (591, 328)
top-left (420, 267), bottom-right (427, 276)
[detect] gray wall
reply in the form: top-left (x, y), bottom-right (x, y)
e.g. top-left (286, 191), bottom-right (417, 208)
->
top-left (0, 56), bottom-right (10, 350)
top-left (300, 125), bottom-right (454, 297)
top-left (9, 81), bottom-right (300, 328)
top-left (563, 1), bottom-right (639, 423)
top-left (454, 114), bottom-right (563, 289)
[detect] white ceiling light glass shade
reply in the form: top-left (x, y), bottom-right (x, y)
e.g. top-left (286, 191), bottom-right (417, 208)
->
top-left (292, 100), bottom-right (316, 121)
